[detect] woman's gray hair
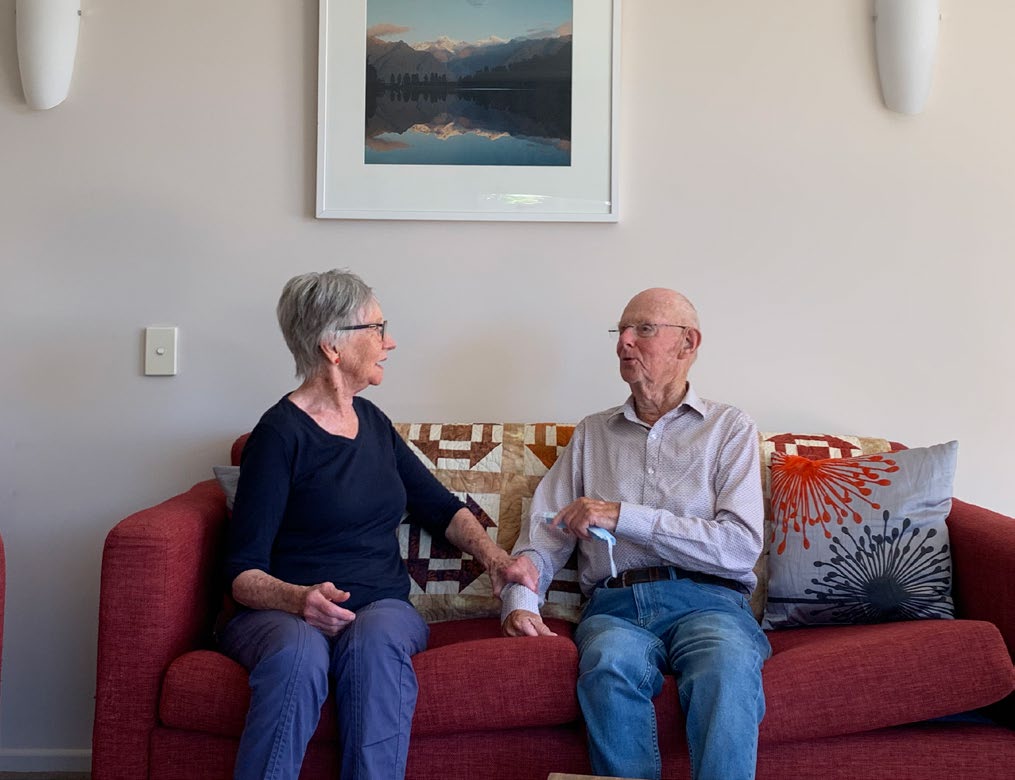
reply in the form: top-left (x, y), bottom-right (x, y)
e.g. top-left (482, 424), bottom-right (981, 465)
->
top-left (276, 269), bottom-right (374, 379)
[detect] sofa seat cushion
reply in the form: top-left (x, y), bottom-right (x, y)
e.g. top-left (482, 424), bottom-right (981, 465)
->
top-left (425, 616), bottom-right (574, 648)
top-left (759, 619), bottom-right (1014, 742)
top-left (160, 620), bottom-right (581, 742)
top-left (160, 618), bottom-right (1012, 748)
top-left (159, 651), bottom-right (253, 739)
top-left (645, 619), bottom-right (1014, 746)
top-left (411, 634), bottom-right (580, 735)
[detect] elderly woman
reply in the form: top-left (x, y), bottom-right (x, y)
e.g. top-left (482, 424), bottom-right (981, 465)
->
top-left (220, 269), bottom-right (536, 780)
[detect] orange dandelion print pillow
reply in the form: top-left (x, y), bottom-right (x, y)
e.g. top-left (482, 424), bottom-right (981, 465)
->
top-left (762, 441), bottom-right (958, 629)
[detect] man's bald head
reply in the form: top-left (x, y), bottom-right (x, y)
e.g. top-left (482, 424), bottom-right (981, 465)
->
top-left (621, 288), bottom-right (700, 332)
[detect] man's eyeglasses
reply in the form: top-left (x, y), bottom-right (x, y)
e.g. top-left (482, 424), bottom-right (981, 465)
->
top-left (608, 323), bottom-right (689, 340)
top-left (336, 320), bottom-right (387, 340)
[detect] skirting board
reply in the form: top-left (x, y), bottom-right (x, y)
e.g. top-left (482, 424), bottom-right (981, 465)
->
top-left (0, 749), bottom-right (91, 772)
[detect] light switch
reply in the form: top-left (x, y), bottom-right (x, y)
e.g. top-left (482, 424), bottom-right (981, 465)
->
top-left (145, 326), bottom-right (178, 376)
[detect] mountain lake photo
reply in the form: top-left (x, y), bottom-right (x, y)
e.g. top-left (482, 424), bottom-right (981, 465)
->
top-left (364, 0), bottom-right (573, 166)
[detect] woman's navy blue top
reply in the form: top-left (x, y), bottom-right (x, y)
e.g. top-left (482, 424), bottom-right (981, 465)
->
top-left (225, 395), bottom-right (464, 613)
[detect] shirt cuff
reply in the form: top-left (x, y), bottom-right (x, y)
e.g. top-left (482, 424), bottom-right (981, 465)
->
top-left (500, 581), bottom-right (542, 621)
top-left (616, 501), bottom-right (656, 542)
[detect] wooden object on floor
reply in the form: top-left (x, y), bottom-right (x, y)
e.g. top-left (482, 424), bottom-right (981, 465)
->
top-left (548, 773), bottom-right (637, 780)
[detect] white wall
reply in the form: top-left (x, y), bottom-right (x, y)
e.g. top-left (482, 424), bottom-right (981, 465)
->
top-left (1, 0), bottom-right (1013, 769)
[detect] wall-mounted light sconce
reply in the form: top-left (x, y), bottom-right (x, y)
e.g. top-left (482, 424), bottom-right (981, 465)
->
top-left (16, 0), bottom-right (81, 110)
top-left (874, 0), bottom-right (940, 115)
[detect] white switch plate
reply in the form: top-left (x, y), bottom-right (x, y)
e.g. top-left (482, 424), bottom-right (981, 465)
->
top-left (145, 326), bottom-right (178, 376)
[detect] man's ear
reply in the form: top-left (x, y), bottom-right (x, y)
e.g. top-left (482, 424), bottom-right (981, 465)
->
top-left (683, 327), bottom-right (702, 357)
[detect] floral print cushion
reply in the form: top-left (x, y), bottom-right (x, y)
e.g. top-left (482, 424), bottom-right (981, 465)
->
top-left (762, 441), bottom-right (958, 629)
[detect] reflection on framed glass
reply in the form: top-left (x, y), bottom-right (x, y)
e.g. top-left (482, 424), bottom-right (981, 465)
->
top-left (317, 0), bottom-right (620, 221)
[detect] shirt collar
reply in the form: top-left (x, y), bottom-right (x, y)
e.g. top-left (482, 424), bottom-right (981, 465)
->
top-left (614, 383), bottom-right (707, 426)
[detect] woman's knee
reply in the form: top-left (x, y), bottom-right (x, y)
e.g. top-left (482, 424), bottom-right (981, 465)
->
top-left (347, 600), bottom-right (428, 657)
top-left (250, 617), bottom-right (330, 696)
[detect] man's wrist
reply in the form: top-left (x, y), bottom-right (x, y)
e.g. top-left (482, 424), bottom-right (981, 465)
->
top-left (501, 580), bottom-right (540, 617)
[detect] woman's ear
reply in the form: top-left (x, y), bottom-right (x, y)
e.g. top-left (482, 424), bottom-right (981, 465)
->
top-left (320, 341), bottom-right (341, 366)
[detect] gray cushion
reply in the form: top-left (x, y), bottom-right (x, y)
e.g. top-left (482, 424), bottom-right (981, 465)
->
top-left (212, 465), bottom-right (240, 512)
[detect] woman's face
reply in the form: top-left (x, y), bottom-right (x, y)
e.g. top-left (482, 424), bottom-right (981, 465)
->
top-left (337, 300), bottom-right (396, 390)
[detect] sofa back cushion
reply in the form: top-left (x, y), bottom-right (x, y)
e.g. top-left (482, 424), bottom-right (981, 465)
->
top-left (226, 428), bottom-right (901, 623)
top-left (394, 423), bottom-right (582, 622)
top-left (762, 441), bottom-right (958, 629)
top-left (754, 433), bottom-right (897, 618)
top-left (224, 425), bottom-right (583, 622)
top-left (399, 426), bottom-right (899, 622)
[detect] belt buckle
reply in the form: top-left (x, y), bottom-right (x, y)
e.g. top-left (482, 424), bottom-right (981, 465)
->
top-left (606, 570), bottom-right (632, 588)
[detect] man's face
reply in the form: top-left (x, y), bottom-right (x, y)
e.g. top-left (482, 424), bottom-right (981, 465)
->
top-left (615, 293), bottom-right (688, 390)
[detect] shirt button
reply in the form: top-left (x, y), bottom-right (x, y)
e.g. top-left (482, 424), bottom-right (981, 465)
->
top-left (648, 467), bottom-right (655, 475)
top-left (649, 433), bottom-right (657, 440)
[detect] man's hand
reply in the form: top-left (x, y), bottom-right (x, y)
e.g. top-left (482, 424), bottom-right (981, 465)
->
top-left (488, 553), bottom-right (539, 597)
top-left (301, 582), bottom-right (356, 637)
top-left (548, 497), bottom-right (621, 539)
top-left (502, 609), bottom-right (557, 637)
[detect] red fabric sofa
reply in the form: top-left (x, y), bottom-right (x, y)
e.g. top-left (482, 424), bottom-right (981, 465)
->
top-left (93, 429), bottom-right (1015, 780)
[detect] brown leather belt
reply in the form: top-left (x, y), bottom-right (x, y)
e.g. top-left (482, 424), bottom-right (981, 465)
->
top-left (602, 565), bottom-right (747, 594)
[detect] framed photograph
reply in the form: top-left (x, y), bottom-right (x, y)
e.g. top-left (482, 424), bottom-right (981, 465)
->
top-left (317, 0), bottom-right (620, 221)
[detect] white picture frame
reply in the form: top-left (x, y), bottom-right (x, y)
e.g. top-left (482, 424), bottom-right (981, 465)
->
top-left (316, 0), bottom-right (620, 222)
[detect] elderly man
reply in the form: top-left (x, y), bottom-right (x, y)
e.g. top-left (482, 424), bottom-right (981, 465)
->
top-left (501, 288), bottom-right (770, 780)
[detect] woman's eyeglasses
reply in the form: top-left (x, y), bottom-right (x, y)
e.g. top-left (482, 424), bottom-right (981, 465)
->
top-left (335, 321), bottom-right (387, 340)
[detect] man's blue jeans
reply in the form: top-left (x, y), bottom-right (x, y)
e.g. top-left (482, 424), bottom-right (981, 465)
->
top-left (219, 598), bottom-right (429, 780)
top-left (573, 578), bottom-right (771, 780)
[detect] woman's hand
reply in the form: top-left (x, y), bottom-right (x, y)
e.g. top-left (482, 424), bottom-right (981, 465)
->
top-left (488, 553), bottom-right (539, 597)
top-left (502, 609), bottom-right (557, 637)
top-left (446, 508), bottom-right (541, 596)
top-left (301, 582), bottom-right (356, 636)
top-left (233, 570), bottom-right (355, 636)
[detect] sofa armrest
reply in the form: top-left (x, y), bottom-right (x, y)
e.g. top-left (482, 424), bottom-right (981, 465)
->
top-left (92, 480), bottom-right (227, 780)
top-left (947, 498), bottom-right (1015, 657)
